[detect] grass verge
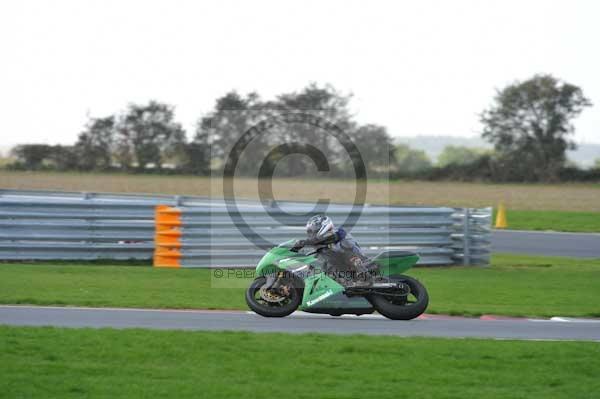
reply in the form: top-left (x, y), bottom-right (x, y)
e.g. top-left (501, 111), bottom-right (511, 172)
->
top-left (493, 209), bottom-right (600, 232)
top-left (409, 254), bottom-right (600, 317)
top-left (1, 327), bottom-right (599, 399)
top-left (1, 254), bottom-right (599, 317)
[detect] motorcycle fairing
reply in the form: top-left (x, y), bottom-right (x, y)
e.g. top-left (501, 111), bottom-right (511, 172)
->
top-left (299, 273), bottom-right (345, 310)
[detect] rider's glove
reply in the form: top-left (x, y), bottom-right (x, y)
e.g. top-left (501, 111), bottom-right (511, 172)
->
top-left (291, 240), bottom-right (306, 251)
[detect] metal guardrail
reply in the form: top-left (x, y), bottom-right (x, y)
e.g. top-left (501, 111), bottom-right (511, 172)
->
top-left (0, 190), bottom-right (158, 260)
top-left (0, 189), bottom-right (491, 266)
top-left (452, 207), bottom-right (492, 265)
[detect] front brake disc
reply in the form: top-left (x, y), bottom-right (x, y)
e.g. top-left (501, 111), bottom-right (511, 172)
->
top-left (259, 287), bottom-right (287, 303)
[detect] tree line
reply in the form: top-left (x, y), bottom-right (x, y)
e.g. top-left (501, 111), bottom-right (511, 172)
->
top-left (6, 76), bottom-right (598, 182)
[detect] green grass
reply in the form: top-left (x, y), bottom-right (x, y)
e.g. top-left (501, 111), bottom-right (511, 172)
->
top-left (495, 209), bottom-right (600, 232)
top-left (1, 327), bottom-right (599, 399)
top-left (1, 254), bottom-right (600, 317)
top-left (0, 261), bottom-right (237, 310)
top-left (409, 254), bottom-right (600, 317)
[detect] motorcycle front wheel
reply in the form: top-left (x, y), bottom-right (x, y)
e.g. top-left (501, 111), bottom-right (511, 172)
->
top-left (368, 274), bottom-right (429, 320)
top-left (245, 276), bottom-right (302, 317)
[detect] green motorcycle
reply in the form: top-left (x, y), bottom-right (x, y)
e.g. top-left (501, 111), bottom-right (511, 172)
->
top-left (245, 240), bottom-right (429, 320)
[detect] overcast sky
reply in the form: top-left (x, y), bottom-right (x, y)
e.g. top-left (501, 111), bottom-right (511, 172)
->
top-left (1, 0), bottom-right (599, 147)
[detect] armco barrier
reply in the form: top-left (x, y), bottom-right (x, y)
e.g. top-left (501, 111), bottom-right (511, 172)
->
top-left (153, 203), bottom-right (492, 268)
top-left (0, 189), bottom-right (491, 266)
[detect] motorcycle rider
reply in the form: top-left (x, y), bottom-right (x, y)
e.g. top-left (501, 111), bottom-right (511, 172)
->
top-left (291, 214), bottom-right (373, 287)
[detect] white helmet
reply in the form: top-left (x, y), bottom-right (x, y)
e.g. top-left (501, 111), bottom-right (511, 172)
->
top-left (306, 215), bottom-right (334, 240)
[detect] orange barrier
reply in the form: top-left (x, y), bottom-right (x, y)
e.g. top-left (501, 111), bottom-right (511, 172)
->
top-left (154, 205), bottom-right (182, 268)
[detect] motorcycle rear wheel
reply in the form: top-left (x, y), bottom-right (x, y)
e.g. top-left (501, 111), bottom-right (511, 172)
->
top-left (367, 275), bottom-right (429, 320)
top-left (245, 276), bottom-right (301, 317)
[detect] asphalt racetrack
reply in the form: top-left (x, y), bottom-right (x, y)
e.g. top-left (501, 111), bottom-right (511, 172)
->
top-left (2, 231), bottom-right (599, 342)
top-left (492, 230), bottom-right (600, 258)
top-left (1, 305), bottom-right (599, 341)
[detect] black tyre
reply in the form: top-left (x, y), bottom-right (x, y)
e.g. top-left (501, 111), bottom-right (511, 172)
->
top-left (245, 276), bottom-right (301, 318)
top-left (367, 274), bottom-right (429, 320)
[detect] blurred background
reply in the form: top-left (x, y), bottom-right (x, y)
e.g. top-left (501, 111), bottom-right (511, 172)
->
top-left (0, 0), bottom-right (598, 180)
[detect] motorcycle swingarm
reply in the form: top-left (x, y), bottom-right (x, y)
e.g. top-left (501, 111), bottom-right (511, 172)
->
top-left (345, 282), bottom-right (410, 297)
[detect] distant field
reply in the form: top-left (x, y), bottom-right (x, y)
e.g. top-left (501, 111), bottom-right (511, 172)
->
top-left (1, 254), bottom-right (599, 317)
top-left (1, 170), bottom-right (600, 211)
top-left (1, 327), bottom-right (598, 399)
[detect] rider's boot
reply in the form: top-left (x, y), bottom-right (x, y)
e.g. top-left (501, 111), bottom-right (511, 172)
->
top-left (346, 277), bottom-right (371, 288)
top-left (346, 266), bottom-right (373, 288)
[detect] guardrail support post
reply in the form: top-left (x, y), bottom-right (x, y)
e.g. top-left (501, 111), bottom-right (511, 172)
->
top-left (462, 208), bottom-right (471, 266)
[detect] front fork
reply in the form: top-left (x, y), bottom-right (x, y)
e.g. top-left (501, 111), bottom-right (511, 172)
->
top-left (263, 271), bottom-right (293, 296)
